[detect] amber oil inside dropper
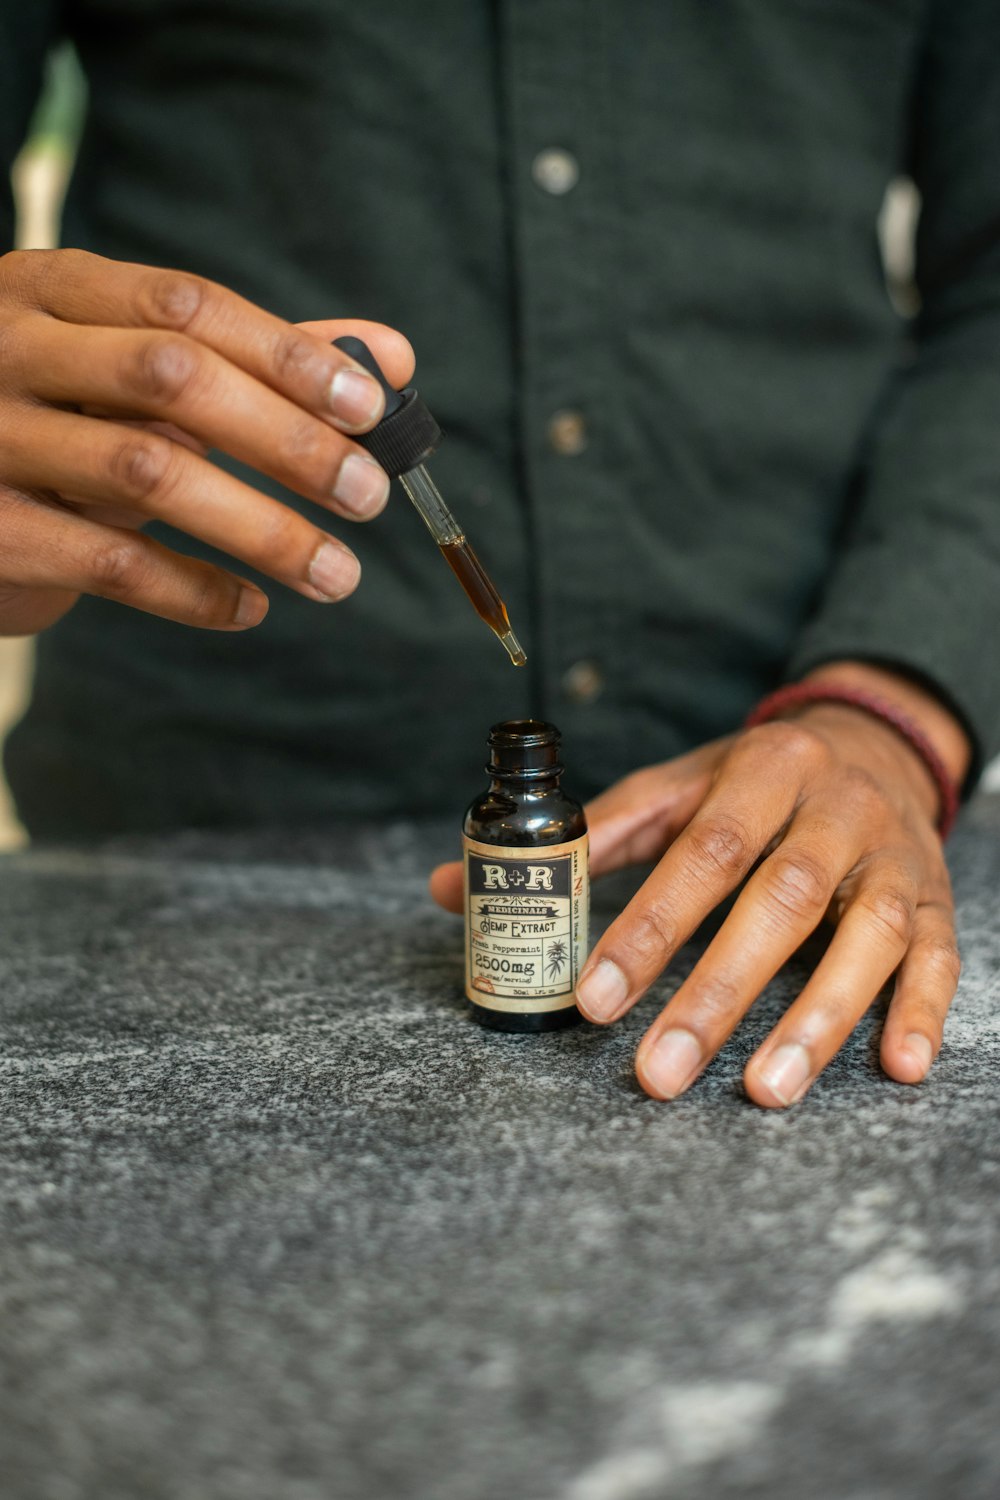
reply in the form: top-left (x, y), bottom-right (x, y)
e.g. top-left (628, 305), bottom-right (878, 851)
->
top-left (397, 462), bottom-right (526, 666)
top-left (439, 538), bottom-right (527, 666)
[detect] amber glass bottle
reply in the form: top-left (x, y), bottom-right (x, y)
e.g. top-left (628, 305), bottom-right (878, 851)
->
top-left (463, 720), bottom-right (589, 1032)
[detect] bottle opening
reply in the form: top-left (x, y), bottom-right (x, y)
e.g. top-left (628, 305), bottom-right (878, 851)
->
top-left (487, 720), bottom-right (562, 777)
top-left (489, 719), bottom-right (559, 746)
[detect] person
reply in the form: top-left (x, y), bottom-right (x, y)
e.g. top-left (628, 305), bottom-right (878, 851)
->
top-left (1, 3), bottom-right (996, 1109)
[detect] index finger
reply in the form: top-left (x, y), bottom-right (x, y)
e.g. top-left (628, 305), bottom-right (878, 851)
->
top-left (16, 250), bottom-right (415, 427)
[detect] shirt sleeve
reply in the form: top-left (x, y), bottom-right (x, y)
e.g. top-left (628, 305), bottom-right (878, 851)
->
top-left (784, 0), bottom-right (1000, 783)
top-left (0, 5), bottom-right (64, 251)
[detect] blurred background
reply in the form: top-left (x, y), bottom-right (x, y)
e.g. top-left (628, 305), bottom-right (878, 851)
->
top-left (3, 48), bottom-right (991, 848)
top-left (2, 46), bottom-right (85, 848)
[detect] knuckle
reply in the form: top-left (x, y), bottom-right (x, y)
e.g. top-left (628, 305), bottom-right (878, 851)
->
top-left (683, 971), bottom-right (743, 1026)
top-left (272, 329), bottom-right (322, 385)
top-left (860, 885), bottom-right (916, 947)
top-left (123, 336), bottom-right (202, 407)
top-left (54, 248), bottom-right (95, 276)
top-left (274, 413), bottom-right (337, 489)
top-left (60, 248), bottom-right (106, 292)
top-left (747, 718), bottom-right (829, 771)
top-left (256, 505), bottom-right (313, 576)
top-left (88, 538), bottom-right (149, 600)
top-left (137, 270), bottom-right (207, 331)
top-left (185, 565), bottom-right (238, 627)
top-left (685, 813), bottom-right (753, 881)
top-left (760, 849), bottom-right (831, 924)
top-left (108, 433), bottom-right (175, 503)
top-left (902, 997), bottom-right (942, 1031)
top-left (920, 936), bottom-right (962, 985)
top-left (624, 903), bottom-right (678, 965)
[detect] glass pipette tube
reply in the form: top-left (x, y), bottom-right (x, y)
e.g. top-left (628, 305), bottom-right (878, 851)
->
top-left (399, 463), bottom-right (527, 667)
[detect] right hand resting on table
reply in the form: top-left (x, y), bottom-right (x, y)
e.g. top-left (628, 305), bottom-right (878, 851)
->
top-left (0, 248), bottom-right (413, 634)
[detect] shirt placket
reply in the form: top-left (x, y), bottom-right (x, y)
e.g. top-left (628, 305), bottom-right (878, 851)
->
top-left (500, 0), bottom-right (629, 778)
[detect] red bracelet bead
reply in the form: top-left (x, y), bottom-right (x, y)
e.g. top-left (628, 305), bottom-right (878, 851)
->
top-left (744, 683), bottom-right (960, 839)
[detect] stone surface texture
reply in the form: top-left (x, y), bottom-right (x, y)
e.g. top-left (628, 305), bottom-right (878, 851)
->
top-left (2, 801), bottom-right (999, 1500)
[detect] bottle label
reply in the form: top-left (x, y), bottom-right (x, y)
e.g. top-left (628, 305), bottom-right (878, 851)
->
top-left (463, 835), bottom-right (590, 1012)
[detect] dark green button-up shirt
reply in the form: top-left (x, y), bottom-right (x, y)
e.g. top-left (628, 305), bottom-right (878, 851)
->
top-left (3, 1), bottom-right (1000, 837)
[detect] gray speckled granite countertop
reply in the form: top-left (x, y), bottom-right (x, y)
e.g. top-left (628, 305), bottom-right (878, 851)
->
top-left (2, 801), bottom-right (1000, 1500)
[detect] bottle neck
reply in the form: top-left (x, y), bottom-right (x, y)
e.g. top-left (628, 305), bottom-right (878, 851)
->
top-left (486, 719), bottom-right (563, 788)
top-left (488, 769), bottom-right (562, 796)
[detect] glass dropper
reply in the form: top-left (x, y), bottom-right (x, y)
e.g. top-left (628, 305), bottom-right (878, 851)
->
top-left (333, 336), bottom-right (527, 668)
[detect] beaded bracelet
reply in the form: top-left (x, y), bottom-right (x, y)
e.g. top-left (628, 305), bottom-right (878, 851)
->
top-left (744, 683), bottom-right (960, 839)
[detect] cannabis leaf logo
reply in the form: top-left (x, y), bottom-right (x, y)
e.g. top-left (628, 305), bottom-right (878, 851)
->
top-left (546, 940), bottom-right (568, 980)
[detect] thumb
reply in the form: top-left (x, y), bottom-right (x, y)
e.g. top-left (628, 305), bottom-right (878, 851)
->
top-left (429, 861), bottom-right (463, 915)
top-left (297, 318), bottom-right (415, 391)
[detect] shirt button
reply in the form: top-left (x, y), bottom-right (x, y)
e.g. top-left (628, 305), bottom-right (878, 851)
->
top-left (531, 148), bottom-right (580, 196)
top-left (562, 660), bottom-right (604, 704)
top-left (547, 409), bottom-right (588, 456)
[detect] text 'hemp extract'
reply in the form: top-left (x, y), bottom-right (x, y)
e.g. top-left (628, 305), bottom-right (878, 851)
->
top-left (333, 336), bottom-right (526, 667)
top-left (463, 720), bottom-right (590, 1032)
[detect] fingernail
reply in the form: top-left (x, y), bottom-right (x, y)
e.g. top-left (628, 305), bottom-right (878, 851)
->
top-left (308, 541), bottom-right (361, 601)
top-left (640, 1028), bottom-right (703, 1099)
top-left (333, 453), bottom-right (391, 517)
top-left (901, 1032), bottom-right (933, 1077)
top-left (575, 958), bottom-right (629, 1021)
top-left (233, 586), bottom-right (267, 627)
top-left (755, 1042), bottom-right (812, 1106)
top-left (329, 368), bottom-right (385, 429)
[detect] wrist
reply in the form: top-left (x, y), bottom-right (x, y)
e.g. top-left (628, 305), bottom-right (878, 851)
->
top-left (745, 663), bottom-right (965, 837)
top-left (799, 662), bottom-right (971, 787)
top-left (794, 701), bottom-right (942, 827)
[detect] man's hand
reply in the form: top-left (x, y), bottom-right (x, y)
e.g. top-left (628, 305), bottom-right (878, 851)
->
top-left (430, 666), bottom-right (969, 1107)
top-left (0, 248), bottom-right (414, 634)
